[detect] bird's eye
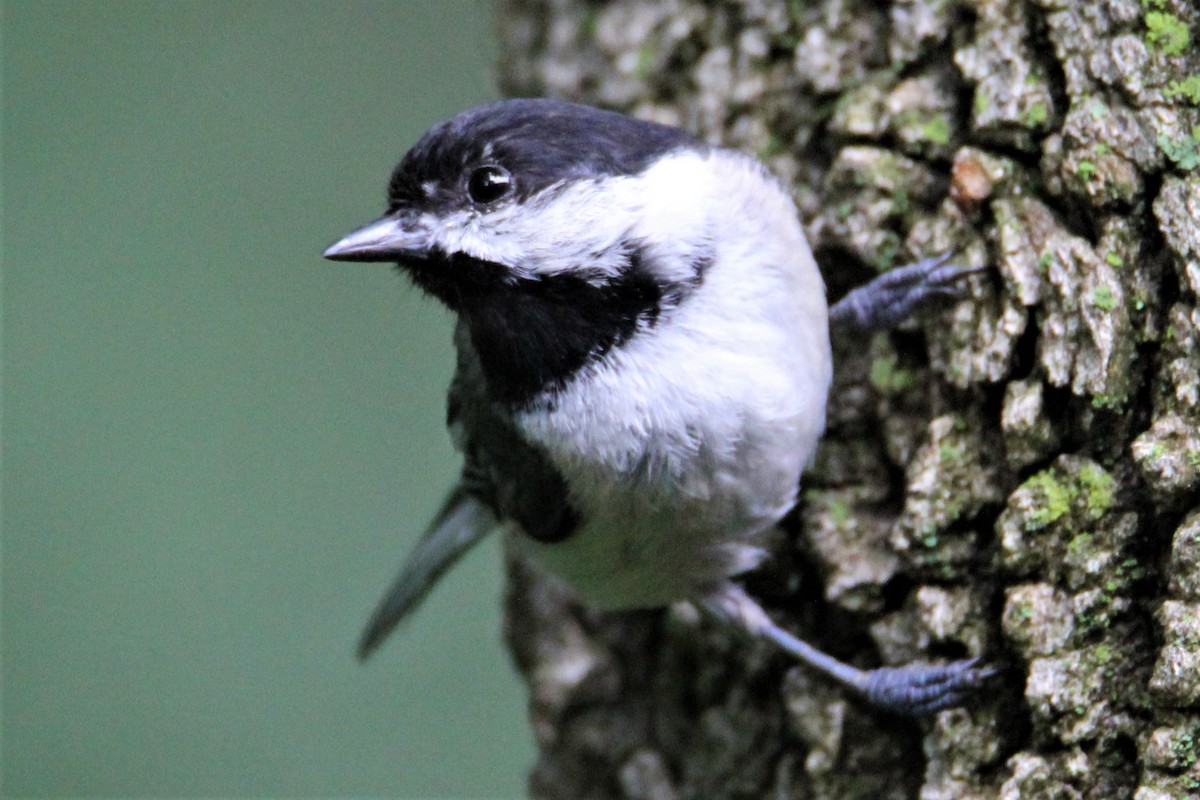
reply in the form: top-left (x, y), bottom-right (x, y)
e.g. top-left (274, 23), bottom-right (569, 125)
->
top-left (467, 165), bottom-right (513, 204)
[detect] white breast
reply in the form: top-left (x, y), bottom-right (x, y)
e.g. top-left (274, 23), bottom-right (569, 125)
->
top-left (511, 150), bottom-right (832, 608)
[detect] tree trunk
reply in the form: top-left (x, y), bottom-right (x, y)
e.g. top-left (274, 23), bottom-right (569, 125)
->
top-left (495, 1), bottom-right (1200, 797)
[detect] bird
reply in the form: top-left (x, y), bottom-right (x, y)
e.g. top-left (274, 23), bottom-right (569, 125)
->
top-left (323, 98), bottom-right (994, 715)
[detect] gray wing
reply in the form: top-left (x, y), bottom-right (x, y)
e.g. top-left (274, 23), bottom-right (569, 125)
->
top-left (447, 324), bottom-right (580, 544)
top-left (357, 325), bottom-right (577, 659)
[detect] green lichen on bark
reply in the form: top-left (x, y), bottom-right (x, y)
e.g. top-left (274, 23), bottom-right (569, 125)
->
top-left (496, 0), bottom-right (1200, 798)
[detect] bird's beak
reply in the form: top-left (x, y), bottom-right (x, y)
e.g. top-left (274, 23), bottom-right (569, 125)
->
top-left (322, 214), bottom-right (428, 262)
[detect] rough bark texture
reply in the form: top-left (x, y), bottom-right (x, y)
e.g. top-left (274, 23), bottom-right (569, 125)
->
top-left (495, 1), bottom-right (1200, 798)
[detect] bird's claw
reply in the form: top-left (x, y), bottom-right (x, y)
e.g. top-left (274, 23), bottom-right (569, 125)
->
top-left (829, 250), bottom-right (987, 335)
top-left (857, 657), bottom-right (999, 716)
top-left (901, 251), bottom-right (989, 305)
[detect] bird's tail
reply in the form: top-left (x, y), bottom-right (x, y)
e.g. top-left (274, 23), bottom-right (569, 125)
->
top-left (357, 485), bottom-right (497, 660)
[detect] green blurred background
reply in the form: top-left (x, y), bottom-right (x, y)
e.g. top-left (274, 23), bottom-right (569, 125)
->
top-left (2, 1), bottom-right (536, 796)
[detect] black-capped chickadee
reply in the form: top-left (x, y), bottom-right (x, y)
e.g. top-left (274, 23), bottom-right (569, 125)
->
top-left (324, 98), bottom-right (993, 715)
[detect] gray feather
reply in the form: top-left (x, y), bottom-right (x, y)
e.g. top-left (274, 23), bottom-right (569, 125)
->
top-left (357, 486), bottom-right (496, 660)
top-left (358, 326), bottom-right (578, 660)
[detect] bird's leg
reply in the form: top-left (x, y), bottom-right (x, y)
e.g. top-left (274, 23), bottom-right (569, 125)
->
top-left (698, 582), bottom-right (997, 716)
top-left (828, 251), bottom-right (987, 337)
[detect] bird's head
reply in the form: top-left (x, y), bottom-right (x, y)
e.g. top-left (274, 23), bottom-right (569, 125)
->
top-left (322, 99), bottom-right (715, 311)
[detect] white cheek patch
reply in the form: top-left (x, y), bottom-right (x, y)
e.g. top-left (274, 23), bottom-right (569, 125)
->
top-left (426, 182), bottom-right (634, 282)
top-left (420, 149), bottom-right (727, 286)
top-left (630, 151), bottom-right (723, 284)
top-left (431, 207), bottom-right (540, 279)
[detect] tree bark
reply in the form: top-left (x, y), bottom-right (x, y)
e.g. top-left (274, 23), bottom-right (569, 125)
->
top-left (495, 1), bottom-right (1200, 797)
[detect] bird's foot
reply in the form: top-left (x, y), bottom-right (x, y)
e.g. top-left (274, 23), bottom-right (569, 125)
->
top-left (829, 251), bottom-right (987, 335)
top-left (855, 657), bottom-right (1000, 716)
top-left (699, 583), bottom-right (998, 716)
